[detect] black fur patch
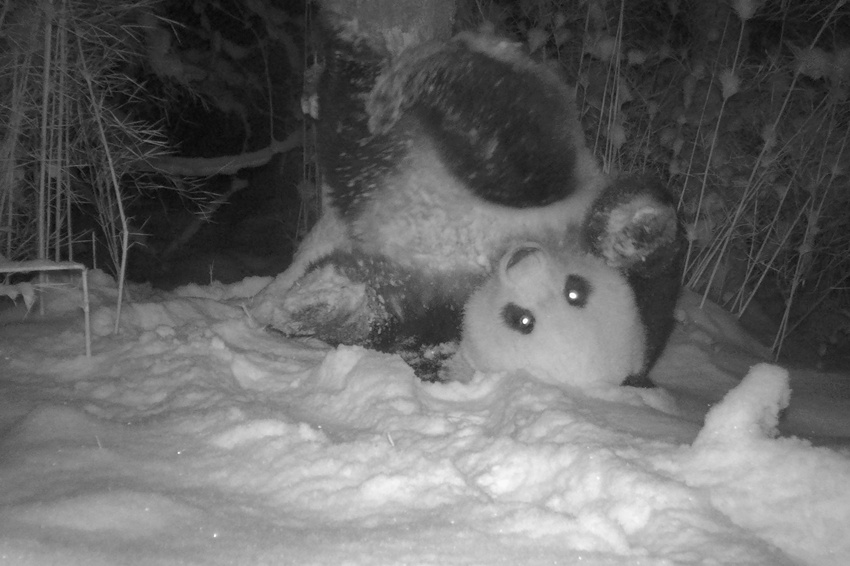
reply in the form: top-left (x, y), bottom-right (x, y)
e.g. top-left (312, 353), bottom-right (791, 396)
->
top-left (306, 251), bottom-right (480, 352)
top-left (400, 44), bottom-right (580, 207)
top-left (584, 176), bottom-right (686, 381)
top-left (318, 28), bottom-right (583, 217)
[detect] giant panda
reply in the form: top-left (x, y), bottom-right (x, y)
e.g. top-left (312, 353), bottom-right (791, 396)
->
top-left (250, 13), bottom-right (685, 386)
top-left (451, 177), bottom-right (685, 388)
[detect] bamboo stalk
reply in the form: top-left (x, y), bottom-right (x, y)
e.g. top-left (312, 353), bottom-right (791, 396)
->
top-left (53, 2), bottom-right (69, 262)
top-left (37, 4), bottom-right (54, 262)
top-left (76, 33), bottom-right (130, 333)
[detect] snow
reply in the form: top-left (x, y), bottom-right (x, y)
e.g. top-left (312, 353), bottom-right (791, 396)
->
top-left (1, 272), bottom-right (850, 565)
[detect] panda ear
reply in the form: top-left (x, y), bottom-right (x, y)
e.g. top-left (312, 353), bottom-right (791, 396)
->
top-left (585, 176), bottom-right (684, 277)
top-left (498, 243), bottom-right (547, 287)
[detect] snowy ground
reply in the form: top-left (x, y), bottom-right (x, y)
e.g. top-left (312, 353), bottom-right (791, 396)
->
top-left (1, 271), bottom-right (849, 565)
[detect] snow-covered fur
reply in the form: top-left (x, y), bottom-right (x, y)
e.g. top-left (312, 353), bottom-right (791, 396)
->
top-left (250, 15), bottom-right (684, 385)
top-left (319, 29), bottom-right (605, 276)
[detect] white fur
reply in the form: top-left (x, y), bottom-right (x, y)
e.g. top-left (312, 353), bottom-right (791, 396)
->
top-left (352, 131), bottom-right (604, 275)
top-left (458, 243), bottom-right (646, 389)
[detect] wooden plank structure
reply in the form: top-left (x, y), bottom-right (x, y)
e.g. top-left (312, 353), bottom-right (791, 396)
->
top-left (0, 260), bottom-right (92, 357)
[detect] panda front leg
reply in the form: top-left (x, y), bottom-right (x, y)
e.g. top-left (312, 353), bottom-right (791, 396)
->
top-left (263, 247), bottom-right (475, 379)
top-left (261, 248), bottom-right (422, 349)
top-left (263, 251), bottom-right (385, 347)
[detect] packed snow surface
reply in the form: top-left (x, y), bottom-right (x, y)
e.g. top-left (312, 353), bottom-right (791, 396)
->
top-left (1, 271), bottom-right (850, 565)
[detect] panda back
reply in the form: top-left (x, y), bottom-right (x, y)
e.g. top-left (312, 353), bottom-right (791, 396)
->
top-left (317, 27), bottom-right (605, 273)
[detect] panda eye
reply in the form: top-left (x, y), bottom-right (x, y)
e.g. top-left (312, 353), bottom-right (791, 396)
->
top-left (501, 303), bottom-right (535, 335)
top-left (564, 274), bottom-right (590, 307)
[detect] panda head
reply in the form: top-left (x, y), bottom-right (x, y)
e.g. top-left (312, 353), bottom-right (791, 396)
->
top-left (458, 242), bottom-right (647, 389)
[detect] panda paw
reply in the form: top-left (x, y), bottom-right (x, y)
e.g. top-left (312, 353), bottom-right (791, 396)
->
top-left (586, 176), bottom-right (684, 276)
top-left (607, 202), bottom-right (679, 266)
top-left (267, 262), bottom-right (379, 346)
top-left (620, 373), bottom-right (656, 388)
top-left (399, 342), bottom-right (460, 382)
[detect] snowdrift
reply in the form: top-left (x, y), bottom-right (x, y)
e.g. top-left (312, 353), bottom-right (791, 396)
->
top-left (1, 272), bottom-right (849, 565)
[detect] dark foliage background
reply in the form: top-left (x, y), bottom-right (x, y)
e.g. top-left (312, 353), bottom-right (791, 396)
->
top-left (2, 0), bottom-right (847, 367)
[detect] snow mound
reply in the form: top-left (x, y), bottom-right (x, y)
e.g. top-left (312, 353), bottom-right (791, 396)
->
top-left (1, 276), bottom-right (849, 565)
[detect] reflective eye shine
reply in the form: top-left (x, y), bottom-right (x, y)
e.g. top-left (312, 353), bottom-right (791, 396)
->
top-left (502, 303), bottom-right (535, 334)
top-left (564, 274), bottom-right (590, 307)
